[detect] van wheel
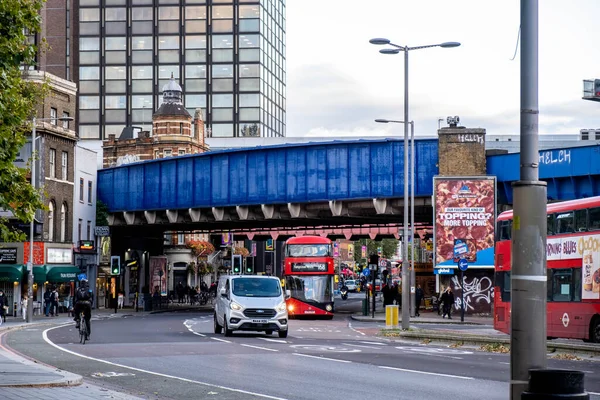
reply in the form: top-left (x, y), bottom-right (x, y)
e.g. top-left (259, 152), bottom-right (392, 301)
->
top-left (224, 316), bottom-right (233, 337)
top-left (265, 330), bottom-right (273, 335)
top-left (590, 316), bottom-right (600, 343)
top-left (278, 330), bottom-right (288, 338)
top-left (213, 313), bottom-right (222, 334)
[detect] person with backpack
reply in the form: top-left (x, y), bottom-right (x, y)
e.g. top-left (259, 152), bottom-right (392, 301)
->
top-left (73, 279), bottom-right (94, 339)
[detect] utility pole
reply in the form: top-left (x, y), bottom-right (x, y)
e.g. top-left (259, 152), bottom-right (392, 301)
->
top-left (510, 1), bottom-right (547, 399)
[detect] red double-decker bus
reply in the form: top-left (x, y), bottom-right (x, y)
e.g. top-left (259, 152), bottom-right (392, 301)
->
top-left (283, 236), bottom-right (335, 319)
top-left (494, 196), bottom-right (600, 342)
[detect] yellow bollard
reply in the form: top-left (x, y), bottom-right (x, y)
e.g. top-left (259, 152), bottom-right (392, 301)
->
top-left (385, 305), bottom-right (399, 329)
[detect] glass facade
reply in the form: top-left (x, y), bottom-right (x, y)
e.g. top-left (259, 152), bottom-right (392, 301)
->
top-left (77, 0), bottom-right (286, 140)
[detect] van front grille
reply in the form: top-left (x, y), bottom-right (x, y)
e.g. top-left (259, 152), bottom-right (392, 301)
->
top-left (244, 308), bottom-right (276, 318)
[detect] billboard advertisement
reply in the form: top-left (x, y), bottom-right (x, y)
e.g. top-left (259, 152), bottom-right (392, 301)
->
top-left (150, 256), bottom-right (168, 296)
top-left (433, 177), bottom-right (496, 268)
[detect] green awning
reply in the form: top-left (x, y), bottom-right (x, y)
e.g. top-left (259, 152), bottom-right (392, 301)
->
top-left (33, 266), bottom-right (47, 284)
top-left (0, 265), bottom-right (24, 283)
top-left (45, 265), bottom-right (79, 282)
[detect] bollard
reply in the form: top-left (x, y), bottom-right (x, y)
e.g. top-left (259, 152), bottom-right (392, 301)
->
top-left (13, 302), bottom-right (18, 317)
top-left (385, 305), bottom-right (399, 329)
top-left (522, 369), bottom-right (589, 399)
top-left (362, 299), bottom-right (368, 316)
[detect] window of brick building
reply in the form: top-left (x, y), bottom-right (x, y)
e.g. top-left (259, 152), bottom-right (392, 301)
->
top-left (50, 108), bottom-right (58, 125)
top-left (49, 149), bottom-right (56, 178)
top-left (61, 152), bottom-right (68, 180)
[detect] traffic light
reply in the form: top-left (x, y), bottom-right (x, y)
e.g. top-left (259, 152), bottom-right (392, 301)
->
top-left (377, 247), bottom-right (382, 257)
top-left (232, 255), bottom-right (242, 274)
top-left (110, 256), bottom-right (121, 275)
top-left (369, 254), bottom-right (379, 266)
top-left (246, 258), bottom-right (254, 274)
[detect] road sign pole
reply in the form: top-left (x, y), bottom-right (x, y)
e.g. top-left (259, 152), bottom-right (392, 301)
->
top-left (460, 268), bottom-right (465, 322)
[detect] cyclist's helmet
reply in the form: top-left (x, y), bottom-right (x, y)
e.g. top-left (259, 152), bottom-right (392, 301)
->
top-left (80, 278), bottom-right (89, 284)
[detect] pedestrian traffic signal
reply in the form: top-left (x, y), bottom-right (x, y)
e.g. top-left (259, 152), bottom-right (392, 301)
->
top-left (232, 255), bottom-right (242, 274)
top-left (110, 256), bottom-right (121, 275)
top-left (246, 261), bottom-right (254, 275)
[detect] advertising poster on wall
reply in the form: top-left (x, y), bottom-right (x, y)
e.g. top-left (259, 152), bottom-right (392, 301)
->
top-left (333, 242), bottom-right (339, 257)
top-left (0, 248), bottom-right (17, 264)
top-left (433, 177), bottom-right (496, 268)
top-left (582, 249), bottom-right (600, 300)
top-left (150, 256), bottom-right (167, 296)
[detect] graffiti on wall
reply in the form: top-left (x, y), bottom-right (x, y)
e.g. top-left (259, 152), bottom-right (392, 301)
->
top-left (450, 273), bottom-right (494, 314)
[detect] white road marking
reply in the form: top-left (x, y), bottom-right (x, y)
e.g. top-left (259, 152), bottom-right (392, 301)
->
top-left (342, 343), bottom-right (382, 349)
top-left (193, 332), bottom-right (206, 337)
top-left (499, 362), bottom-right (510, 365)
top-left (588, 392), bottom-right (600, 397)
top-left (211, 337), bottom-right (231, 343)
top-left (240, 344), bottom-right (278, 352)
top-left (42, 325), bottom-right (287, 400)
top-left (347, 322), bottom-right (366, 336)
top-left (293, 353), bottom-right (351, 363)
top-left (359, 341), bottom-right (387, 345)
top-left (378, 366), bottom-right (474, 380)
top-left (257, 338), bottom-right (288, 344)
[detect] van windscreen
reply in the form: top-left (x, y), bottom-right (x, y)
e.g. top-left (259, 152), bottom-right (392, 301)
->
top-left (232, 278), bottom-right (281, 297)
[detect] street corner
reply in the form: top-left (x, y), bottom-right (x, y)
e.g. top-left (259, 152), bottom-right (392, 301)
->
top-left (0, 333), bottom-right (83, 388)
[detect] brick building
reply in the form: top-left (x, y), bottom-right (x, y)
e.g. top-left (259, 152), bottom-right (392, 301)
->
top-left (103, 77), bottom-right (208, 168)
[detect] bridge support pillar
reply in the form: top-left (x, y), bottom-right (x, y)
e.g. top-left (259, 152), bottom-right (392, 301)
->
top-left (373, 198), bottom-right (389, 214)
top-left (123, 212), bottom-right (137, 225)
top-left (166, 209), bottom-right (179, 224)
top-left (212, 207), bottom-right (229, 221)
top-left (261, 204), bottom-right (280, 219)
top-left (236, 206), bottom-right (255, 220)
top-left (144, 211), bottom-right (156, 224)
top-left (188, 208), bottom-right (202, 222)
top-left (329, 200), bottom-right (347, 216)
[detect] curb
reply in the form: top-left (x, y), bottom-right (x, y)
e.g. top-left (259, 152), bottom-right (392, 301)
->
top-left (350, 315), bottom-right (486, 325)
top-left (381, 330), bottom-right (600, 355)
top-left (0, 327), bottom-right (84, 388)
top-left (149, 305), bottom-right (214, 314)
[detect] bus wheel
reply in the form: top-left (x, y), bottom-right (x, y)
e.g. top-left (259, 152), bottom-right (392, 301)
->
top-left (590, 317), bottom-right (600, 343)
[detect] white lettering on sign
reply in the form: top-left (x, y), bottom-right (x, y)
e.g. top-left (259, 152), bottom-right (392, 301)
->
top-left (539, 149), bottom-right (571, 165)
top-left (439, 208), bottom-right (493, 227)
top-left (458, 134), bottom-right (484, 144)
top-left (116, 154), bottom-right (140, 166)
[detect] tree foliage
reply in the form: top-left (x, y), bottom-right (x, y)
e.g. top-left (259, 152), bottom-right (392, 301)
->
top-left (0, 0), bottom-right (45, 241)
top-left (352, 239), bottom-right (399, 264)
top-left (96, 199), bottom-right (109, 226)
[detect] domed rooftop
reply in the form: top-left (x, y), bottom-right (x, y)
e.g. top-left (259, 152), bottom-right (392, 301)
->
top-left (153, 74), bottom-right (191, 118)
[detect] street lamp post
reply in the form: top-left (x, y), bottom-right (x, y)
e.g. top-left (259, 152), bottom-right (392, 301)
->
top-left (371, 38), bottom-right (460, 330)
top-left (375, 119), bottom-right (416, 317)
top-left (26, 115), bottom-right (74, 323)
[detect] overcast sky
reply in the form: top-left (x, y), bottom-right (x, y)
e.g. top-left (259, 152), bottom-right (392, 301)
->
top-left (285, 0), bottom-right (600, 138)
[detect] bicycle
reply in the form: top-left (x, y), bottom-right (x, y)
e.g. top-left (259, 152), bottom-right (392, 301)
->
top-left (78, 312), bottom-right (89, 344)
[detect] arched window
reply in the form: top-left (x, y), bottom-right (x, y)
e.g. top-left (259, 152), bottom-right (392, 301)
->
top-left (60, 203), bottom-right (67, 242)
top-left (48, 201), bottom-right (55, 241)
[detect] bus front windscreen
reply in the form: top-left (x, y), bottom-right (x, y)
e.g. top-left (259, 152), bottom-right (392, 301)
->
top-left (285, 275), bottom-right (333, 304)
top-left (286, 244), bottom-right (332, 257)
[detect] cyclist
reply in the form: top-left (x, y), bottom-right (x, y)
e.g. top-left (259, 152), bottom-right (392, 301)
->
top-left (73, 279), bottom-right (93, 339)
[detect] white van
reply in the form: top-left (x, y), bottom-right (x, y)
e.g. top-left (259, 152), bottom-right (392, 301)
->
top-left (214, 275), bottom-right (289, 338)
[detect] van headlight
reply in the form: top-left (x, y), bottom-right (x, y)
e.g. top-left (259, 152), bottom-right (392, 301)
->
top-left (276, 302), bottom-right (287, 312)
top-left (230, 302), bottom-right (243, 311)
top-left (325, 304), bottom-right (333, 312)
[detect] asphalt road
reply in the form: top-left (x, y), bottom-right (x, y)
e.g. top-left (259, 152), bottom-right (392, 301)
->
top-left (5, 308), bottom-right (600, 400)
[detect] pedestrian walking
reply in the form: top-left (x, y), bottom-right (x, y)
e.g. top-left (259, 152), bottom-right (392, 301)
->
top-left (0, 289), bottom-right (7, 323)
top-left (440, 286), bottom-right (455, 319)
top-left (415, 285), bottom-right (424, 317)
top-left (21, 295), bottom-right (28, 321)
top-left (51, 287), bottom-right (59, 316)
top-left (44, 287), bottom-right (52, 316)
top-left (176, 282), bottom-right (184, 304)
top-left (118, 292), bottom-right (124, 309)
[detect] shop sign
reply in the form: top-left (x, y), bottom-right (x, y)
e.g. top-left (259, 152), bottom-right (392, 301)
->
top-left (0, 248), bottom-right (17, 264)
top-left (95, 226), bottom-right (110, 236)
top-left (79, 240), bottom-right (95, 253)
top-left (47, 248), bottom-right (72, 264)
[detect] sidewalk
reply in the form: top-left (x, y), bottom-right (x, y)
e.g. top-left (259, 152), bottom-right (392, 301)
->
top-left (351, 309), bottom-right (493, 325)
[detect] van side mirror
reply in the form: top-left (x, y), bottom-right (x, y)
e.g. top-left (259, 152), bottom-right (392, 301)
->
top-left (285, 289), bottom-right (291, 300)
top-left (220, 288), bottom-right (227, 298)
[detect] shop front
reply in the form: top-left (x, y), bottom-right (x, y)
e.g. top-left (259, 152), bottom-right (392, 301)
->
top-left (44, 265), bottom-right (80, 314)
top-left (0, 265), bottom-right (23, 316)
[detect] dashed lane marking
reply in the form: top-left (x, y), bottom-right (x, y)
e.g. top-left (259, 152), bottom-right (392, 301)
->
top-left (293, 353), bottom-right (351, 363)
top-left (342, 343), bottom-right (382, 349)
top-left (347, 322), bottom-right (366, 336)
top-left (193, 332), bottom-right (206, 337)
top-left (240, 344), bottom-right (278, 352)
top-left (257, 338), bottom-right (288, 344)
top-left (42, 325), bottom-right (287, 400)
top-left (211, 337), bottom-right (231, 343)
top-left (378, 366), bottom-right (474, 380)
top-left (359, 341), bottom-right (387, 345)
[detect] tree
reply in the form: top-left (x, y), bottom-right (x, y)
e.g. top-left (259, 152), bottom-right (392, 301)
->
top-left (352, 239), bottom-right (399, 264)
top-left (0, 0), bottom-right (45, 242)
top-left (96, 199), bottom-right (109, 226)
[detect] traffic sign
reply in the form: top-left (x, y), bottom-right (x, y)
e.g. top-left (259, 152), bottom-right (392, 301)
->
top-left (362, 267), bottom-right (370, 276)
top-left (458, 258), bottom-right (468, 272)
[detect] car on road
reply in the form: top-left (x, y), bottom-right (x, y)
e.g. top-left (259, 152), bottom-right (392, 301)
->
top-left (214, 275), bottom-right (289, 338)
top-left (344, 280), bottom-right (358, 291)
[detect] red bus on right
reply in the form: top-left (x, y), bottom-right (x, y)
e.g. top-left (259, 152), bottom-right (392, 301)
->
top-left (494, 196), bottom-right (600, 342)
